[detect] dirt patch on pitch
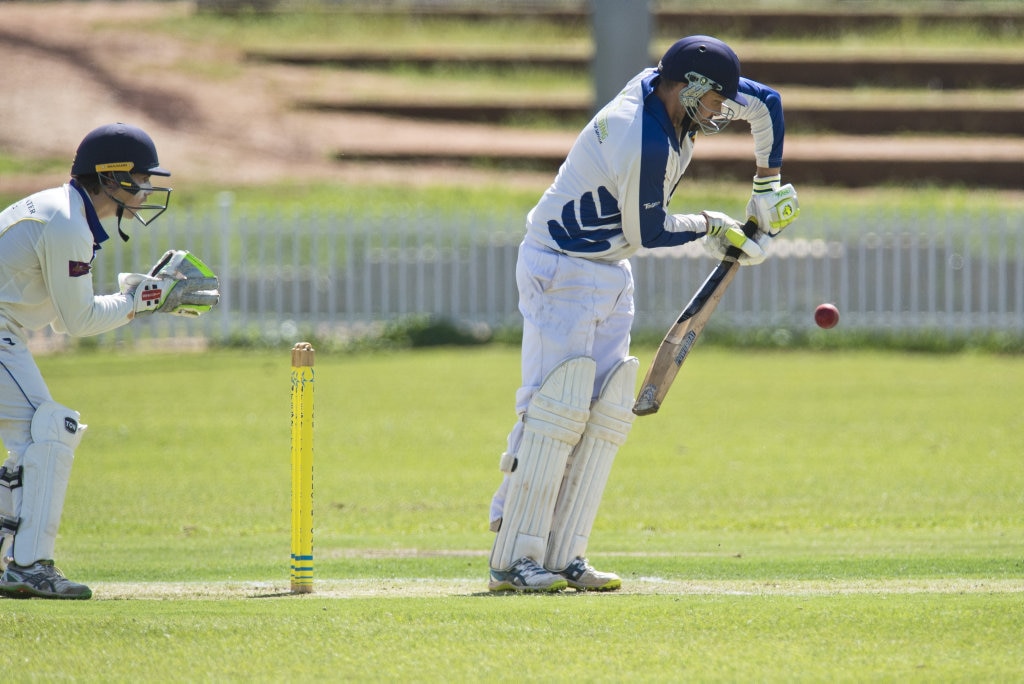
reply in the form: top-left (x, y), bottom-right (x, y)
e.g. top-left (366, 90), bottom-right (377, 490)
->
top-left (89, 578), bottom-right (1024, 601)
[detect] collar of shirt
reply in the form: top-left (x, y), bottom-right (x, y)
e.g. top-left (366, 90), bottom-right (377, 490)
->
top-left (70, 178), bottom-right (110, 254)
top-left (642, 72), bottom-right (682, 152)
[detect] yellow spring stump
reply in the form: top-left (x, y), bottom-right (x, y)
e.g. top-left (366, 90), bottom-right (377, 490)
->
top-left (290, 342), bottom-right (315, 593)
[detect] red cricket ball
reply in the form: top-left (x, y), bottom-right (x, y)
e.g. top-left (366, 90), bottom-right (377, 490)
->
top-left (814, 303), bottom-right (840, 329)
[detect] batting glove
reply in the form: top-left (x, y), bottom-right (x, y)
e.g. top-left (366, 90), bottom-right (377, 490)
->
top-left (701, 210), bottom-right (767, 265)
top-left (746, 175), bottom-right (801, 236)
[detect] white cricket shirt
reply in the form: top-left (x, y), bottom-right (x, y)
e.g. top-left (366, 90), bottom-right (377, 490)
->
top-left (0, 182), bottom-right (133, 337)
top-left (525, 68), bottom-right (786, 262)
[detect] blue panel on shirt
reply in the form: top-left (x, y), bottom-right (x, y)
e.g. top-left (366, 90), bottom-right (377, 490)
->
top-left (738, 77), bottom-right (785, 168)
top-left (547, 186), bottom-right (624, 253)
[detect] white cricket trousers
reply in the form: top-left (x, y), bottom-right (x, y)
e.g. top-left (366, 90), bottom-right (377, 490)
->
top-left (0, 325), bottom-right (51, 459)
top-left (490, 239), bottom-right (634, 523)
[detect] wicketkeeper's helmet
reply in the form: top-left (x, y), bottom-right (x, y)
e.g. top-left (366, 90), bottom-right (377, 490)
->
top-left (71, 123), bottom-right (172, 237)
top-left (72, 122), bottom-right (171, 178)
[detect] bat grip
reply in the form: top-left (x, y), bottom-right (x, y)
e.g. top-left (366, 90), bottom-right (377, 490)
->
top-left (724, 219), bottom-right (760, 260)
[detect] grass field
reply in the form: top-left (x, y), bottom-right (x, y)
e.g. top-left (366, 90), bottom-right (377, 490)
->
top-left (1, 346), bottom-right (1021, 680)
top-left (3, 5), bottom-right (1021, 678)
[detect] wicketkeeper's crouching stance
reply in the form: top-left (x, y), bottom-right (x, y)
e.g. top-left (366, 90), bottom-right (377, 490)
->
top-left (0, 123), bottom-right (219, 599)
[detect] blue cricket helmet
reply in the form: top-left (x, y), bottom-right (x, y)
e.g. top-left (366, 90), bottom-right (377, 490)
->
top-left (71, 123), bottom-right (171, 177)
top-left (657, 35), bottom-right (748, 106)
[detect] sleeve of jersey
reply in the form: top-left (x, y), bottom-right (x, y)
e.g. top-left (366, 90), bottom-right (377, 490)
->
top-left (43, 222), bottom-right (134, 337)
top-left (735, 78), bottom-right (785, 169)
top-left (619, 119), bottom-right (704, 249)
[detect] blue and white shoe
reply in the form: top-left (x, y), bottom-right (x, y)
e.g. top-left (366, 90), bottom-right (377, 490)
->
top-left (558, 557), bottom-right (621, 592)
top-left (489, 557), bottom-right (567, 593)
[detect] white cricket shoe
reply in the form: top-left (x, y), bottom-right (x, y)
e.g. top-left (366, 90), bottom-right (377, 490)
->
top-left (489, 557), bottom-right (568, 593)
top-left (557, 557), bottom-right (621, 591)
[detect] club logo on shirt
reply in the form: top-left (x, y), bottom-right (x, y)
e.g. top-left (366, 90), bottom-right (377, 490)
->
top-left (592, 115), bottom-right (610, 144)
top-left (68, 261), bottom-right (91, 277)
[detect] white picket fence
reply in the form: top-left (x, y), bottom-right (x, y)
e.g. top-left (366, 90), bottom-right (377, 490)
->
top-left (77, 198), bottom-right (1023, 347)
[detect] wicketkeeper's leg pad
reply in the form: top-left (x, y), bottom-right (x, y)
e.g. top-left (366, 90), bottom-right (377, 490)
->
top-left (545, 357), bottom-right (639, 573)
top-left (11, 401), bottom-right (85, 567)
top-left (489, 357), bottom-right (595, 571)
top-left (0, 453), bottom-right (21, 563)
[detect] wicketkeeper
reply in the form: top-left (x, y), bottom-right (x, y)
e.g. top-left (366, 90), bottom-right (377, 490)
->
top-left (0, 123), bottom-right (220, 599)
top-left (487, 36), bottom-right (800, 592)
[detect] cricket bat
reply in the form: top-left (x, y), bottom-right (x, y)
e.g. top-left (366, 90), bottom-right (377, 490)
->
top-left (632, 219), bottom-right (758, 416)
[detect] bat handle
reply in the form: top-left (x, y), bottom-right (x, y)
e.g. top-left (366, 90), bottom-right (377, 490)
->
top-left (724, 219), bottom-right (760, 260)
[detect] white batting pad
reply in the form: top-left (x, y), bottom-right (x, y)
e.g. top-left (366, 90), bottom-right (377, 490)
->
top-left (489, 357), bottom-right (595, 571)
top-left (12, 402), bottom-right (84, 566)
top-left (545, 357), bottom-right (639, 572)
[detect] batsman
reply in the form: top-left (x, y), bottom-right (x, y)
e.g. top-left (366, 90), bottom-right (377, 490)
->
top-left (0, 123), bottom-right (220, 599)
top-left (487, 36), bottom-right (800, 592)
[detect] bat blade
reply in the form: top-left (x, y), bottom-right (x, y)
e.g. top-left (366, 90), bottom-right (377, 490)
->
top-left (632, 219), bottom-right (757, 417)
top-left (632, 260), bottom-right (740, 415)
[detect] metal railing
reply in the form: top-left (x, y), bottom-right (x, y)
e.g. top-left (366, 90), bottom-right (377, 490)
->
top-left (74, 200), bottom-right (1023, 347)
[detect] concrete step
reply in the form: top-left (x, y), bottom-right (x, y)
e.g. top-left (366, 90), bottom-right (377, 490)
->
top-left (248, 49), bottom-right (1024, 89)
top-left (331, 130), bottom-right (1024, 189)
top-left (360, 6), bottom-right (1024, 39)
top-left (297, 98), bottom-right (1024, 136)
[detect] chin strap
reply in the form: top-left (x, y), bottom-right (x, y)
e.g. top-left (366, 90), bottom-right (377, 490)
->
top-left (116, 206), bottom-right (130, 242)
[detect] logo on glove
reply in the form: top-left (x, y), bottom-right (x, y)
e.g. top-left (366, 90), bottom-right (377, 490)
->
top-left (140, 284), bottom-right (163, 305)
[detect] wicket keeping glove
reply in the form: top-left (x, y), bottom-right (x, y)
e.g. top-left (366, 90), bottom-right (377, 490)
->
top-left (119, 250), bottom-right (220, 318)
